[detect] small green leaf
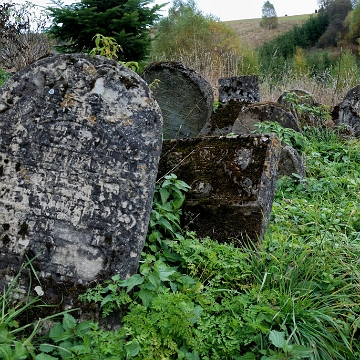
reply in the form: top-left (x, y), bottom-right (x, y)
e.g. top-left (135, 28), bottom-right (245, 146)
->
top-left (36, 353), bottom-right (59, 360)
top-left (62, 313), bottom-right (77, 331)
top-left (154, 261), bottom-right (176, 281)
top-left (123, 274), bottom-right (144, 292)
top-left (125, 340), bottom-right (140, 357)
top-left (138, 288), bottom-right (155, 307)
top-left (269, 330), bottom-right (285, 349)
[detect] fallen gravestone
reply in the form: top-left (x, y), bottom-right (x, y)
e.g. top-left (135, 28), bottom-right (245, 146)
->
top-left (0, 54), bottom-right (162, 309)
top-left (232, 102), bottom-right (301, 134)
top-left (158, 134), bottom-right (281, 245)
top-left (142, 61), bottom-right (214, 139)
top-left (333, 85), bottom-right (360, 136)
top-left (218, 75), bottom-right (260, 104)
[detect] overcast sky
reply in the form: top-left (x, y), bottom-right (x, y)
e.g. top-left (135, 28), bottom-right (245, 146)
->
top-left (27, 0), bottom-right (320, 21)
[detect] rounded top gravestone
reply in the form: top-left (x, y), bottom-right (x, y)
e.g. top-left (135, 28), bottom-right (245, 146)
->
top-left (0, 54), bottom-right (163, 295)
top-left (142, 61), bottom-right (214, 139)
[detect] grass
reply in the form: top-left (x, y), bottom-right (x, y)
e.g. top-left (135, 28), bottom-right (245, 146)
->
top-left (225, 14), bottom-right (315, 49)
top-left (1, 124), bottom-right (356, 359)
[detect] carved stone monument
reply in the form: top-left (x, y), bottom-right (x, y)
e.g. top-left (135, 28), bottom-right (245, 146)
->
top-left (142, 61), bottom-right (214, 139)
top-left (157, 135), bottom-right (281, 245)
top-left (0, 54), bottom-right (162, 302)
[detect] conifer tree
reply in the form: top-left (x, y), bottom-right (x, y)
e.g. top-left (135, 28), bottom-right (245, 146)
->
top-left (46, 0), bottom-right (164, 61)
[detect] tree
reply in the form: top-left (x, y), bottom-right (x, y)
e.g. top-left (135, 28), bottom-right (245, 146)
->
top-left (151, 0), bottom-right (258, 77)
top-left (0, 1), bottom-right (53, 71)
top-left (260, 1), bottom-right (278, 30)
top-left (46, 0), bottom-right (164, 61)
top-left (317, 0), bottom-right (352, 47)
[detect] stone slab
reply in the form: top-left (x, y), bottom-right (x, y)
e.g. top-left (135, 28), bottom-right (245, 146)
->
top-left (157, 135), bottom-right (281, 245)
top-left (0, 54), bottom-right (162, 297)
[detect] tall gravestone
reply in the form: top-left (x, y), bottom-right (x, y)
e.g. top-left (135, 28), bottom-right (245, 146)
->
top-left (0, 54), bottom-right (162, 302)
top-left (142, 61), bottom-right (214, 139)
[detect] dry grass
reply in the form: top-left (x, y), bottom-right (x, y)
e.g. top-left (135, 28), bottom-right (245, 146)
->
top-left (225, 14), bottom-right (314, 49)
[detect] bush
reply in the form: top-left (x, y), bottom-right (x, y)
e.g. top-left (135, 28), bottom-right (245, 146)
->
top-left (0, 1), bottom-right (54, 71)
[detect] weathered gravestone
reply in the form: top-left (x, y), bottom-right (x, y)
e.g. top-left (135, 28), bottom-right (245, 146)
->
top-left (158, 135), bottom-right (281, 245)
top-left (218, 75), bottom-right (260, 104)
top-left (0, 54), bottom-right (162, 305)
top-left (232, 103), bottom-right (304, 178)
top-left (142, 61), bottom-right (214, 139)
top-left (277, 89), bottom-right (320, 126)
top-left (199, 100), bottom-right (251, 137)
top-left (333, 85), bottom-right (360, 136)
top-left (232, 102), bottom-right (301, 134)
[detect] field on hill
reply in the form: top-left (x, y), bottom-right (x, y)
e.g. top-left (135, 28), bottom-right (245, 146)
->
top-left (225, 14), bottom-right (316, 49)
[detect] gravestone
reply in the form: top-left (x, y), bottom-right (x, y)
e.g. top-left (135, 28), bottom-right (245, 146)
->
top-left (278, 146), bottom-right (306, 178)
top-left (333, 85), bottom-right (360, 136)
top-left (142, 61), bottom-right (214, 139)
top-left (199, 99), bottom-right (251, 137)
top-left (157, 135), bottom-right (281, 245)
top-left (277, 89), bottom-right (320, 126)
top-left (232, 102), bottom-right (301, 134)
top-left (0, 54), bottom-right (162, 306)
top-left (218, 76), bottom-right (260, 104)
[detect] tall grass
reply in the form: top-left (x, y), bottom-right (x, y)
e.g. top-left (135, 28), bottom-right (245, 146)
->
top-left (150, 43), bottom-right (360, 106)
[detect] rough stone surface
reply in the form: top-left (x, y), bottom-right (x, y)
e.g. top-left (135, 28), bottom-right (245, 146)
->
top-left (142, 61), bottom-right (214, 139)
top-left (157, 135), bottom-right (281, 245)
top-left (199, 99), bottom-right (251, 137)
top-left (333, 85), bottom-right (360, 136)
top-left (277, 89), bottom-right (320, 126)
top-left (218, 76), bottom-right (260, 104)
top-left (278, 146), bottom-right (306, 178)
top-left (232, 102), bottom-right (301, 134)
top-left (0, 54), bottom-right (162, 294)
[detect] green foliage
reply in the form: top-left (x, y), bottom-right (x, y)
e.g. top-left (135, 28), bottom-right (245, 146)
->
top-left (0, 68), bottom-right (10, 87)
top-left (259, 13), bottom-right (329, 76)
top-left (317, 0), bottom-right (353, 47)
top-left (283, 91), bottom-right (332, 126)
top-left (348, 1), bottom-right (360, 43)
top-left (0, 257), bottom-right (73, 360)
top-left (46, 0), bottom-right (164, 61)
top-left (331, 48), bottom-right (360, 89)
top-left (252, 121), bottom-right (306, 154)
top-left (89, 33), bottom-right (122, 60)
top-left (151, 0), bottom-right (259, 76)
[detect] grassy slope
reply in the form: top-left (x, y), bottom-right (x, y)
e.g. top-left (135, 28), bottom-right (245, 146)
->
top-left (225, 14), bottom-right (315, 49)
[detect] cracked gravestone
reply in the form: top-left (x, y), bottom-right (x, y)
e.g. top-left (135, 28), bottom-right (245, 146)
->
top-left (0, 54), bottom-right (162, 307)
top-left (157, 135), bottom-right (281, 245)
top-left (142, 61), bottom-right (214, 139)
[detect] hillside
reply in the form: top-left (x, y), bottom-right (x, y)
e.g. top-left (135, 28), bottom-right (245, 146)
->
top-left (225, 14), bottom-right (316, 49)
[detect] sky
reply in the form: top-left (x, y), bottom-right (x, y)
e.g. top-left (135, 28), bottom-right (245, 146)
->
top-left (26, 0), bottom-right (320, 22)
